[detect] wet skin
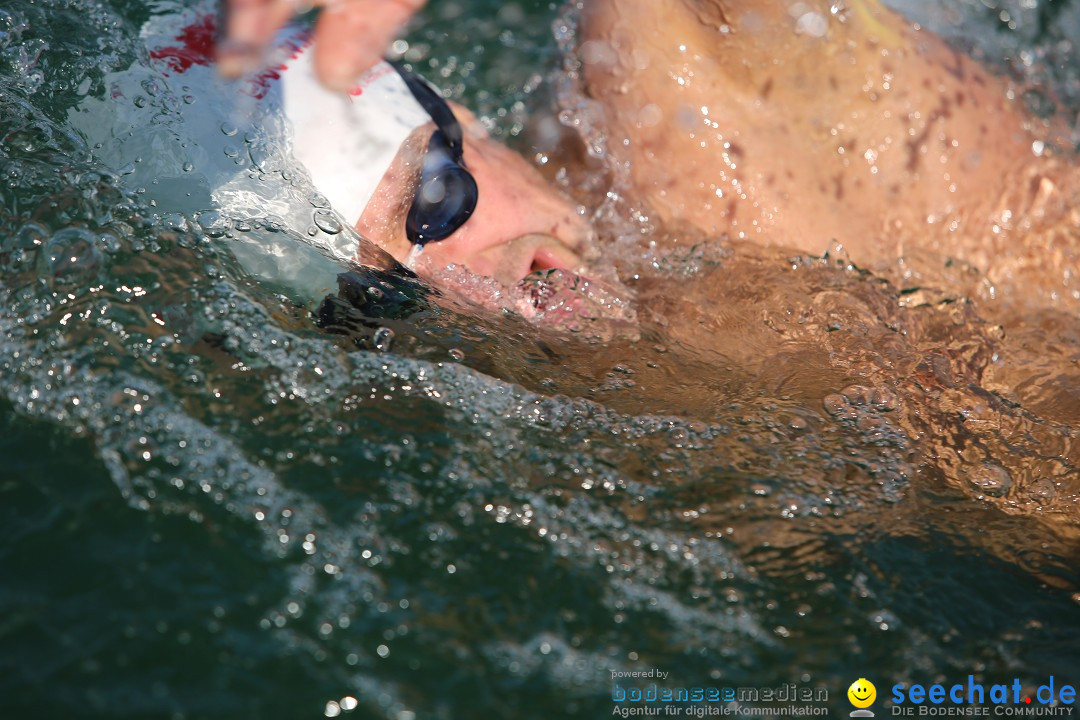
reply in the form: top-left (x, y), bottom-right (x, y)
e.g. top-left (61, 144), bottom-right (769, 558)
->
top-left (578, 0), bottom-right (1078, 308)
top-left (221, 0), bottom-right (594, 287)
top-left (222, 0), bottom-right (1078, 310)
top-left (215, 0), bottom-right (1080, 554)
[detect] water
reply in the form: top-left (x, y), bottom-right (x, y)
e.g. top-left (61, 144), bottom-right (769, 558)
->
top-left (2, 1), bottom-right (1079, 718)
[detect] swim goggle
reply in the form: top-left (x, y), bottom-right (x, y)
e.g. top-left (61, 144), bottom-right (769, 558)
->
top-left (391, 64), bottom-right (479, 247)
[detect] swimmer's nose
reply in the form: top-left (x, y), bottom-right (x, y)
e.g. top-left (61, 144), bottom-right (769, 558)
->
top-left (469, 234), bottom-right (586, 286)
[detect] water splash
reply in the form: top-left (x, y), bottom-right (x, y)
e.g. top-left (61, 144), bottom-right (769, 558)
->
top-left (1, 1), bottom-right (1079, 719)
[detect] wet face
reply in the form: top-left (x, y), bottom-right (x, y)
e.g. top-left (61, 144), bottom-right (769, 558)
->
top-left (355, 111), bottom-right (594, 287)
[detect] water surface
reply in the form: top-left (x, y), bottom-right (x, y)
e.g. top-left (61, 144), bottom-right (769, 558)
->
top-left (1, 1), bottom-right (1079, 718)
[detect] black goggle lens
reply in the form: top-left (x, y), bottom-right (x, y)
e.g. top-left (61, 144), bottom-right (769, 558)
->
top-left (393, 64), bottom-right (477, 246)
top-left (405, 131), bottom-right (478, 245)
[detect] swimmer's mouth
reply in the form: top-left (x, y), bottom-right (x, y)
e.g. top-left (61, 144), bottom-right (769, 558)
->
top-left (465, 232), bottom-right (610, 316)
top-left (498, 235), bottom-right (643, 332)
top-left (418, 232), bottom-right (637, 329)
top-left (512, 260), bottom-right (636, 332)
top-left (511, 238), bottom-right (596, 317)
top-left (517, 267), bottom-right (580, 313)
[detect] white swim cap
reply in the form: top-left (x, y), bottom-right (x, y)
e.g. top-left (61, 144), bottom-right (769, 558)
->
top-left (146, 12), bottom-right (433, 225)
top-left (275, 41), bottom-right (432, 223)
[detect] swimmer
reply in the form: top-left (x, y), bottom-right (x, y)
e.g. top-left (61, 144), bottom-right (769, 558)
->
top-left (267, 35), bottom-right (594, 289)
top-left (218, 0), bottom-right (1077, 311)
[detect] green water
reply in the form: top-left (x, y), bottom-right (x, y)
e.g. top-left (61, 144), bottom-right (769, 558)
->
top-left (2, 0), bottom-right (1079, 718)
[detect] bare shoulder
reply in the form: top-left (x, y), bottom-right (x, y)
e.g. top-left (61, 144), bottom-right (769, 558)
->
top-left (580, 0), bottom-right (709, 50)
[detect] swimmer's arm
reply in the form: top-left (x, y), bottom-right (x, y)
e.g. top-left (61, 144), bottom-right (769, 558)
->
top-left (219, 0), bottom-right (427, 92)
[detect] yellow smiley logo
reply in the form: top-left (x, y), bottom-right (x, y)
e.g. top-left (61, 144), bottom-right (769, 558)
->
top-left (848, 678), bottom-right (877, 708)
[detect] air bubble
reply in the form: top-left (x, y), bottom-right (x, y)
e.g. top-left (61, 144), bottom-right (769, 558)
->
top-left (822, 393), bottom-right (851, 417)
top-left (1027, 477), bottom-right (1056, 501)
top-left (795, 12), bottom-right (828, 37)
top-left (313, 209), bottom-right (343, 235)
top-left (162, 213), bottom-right (188, 232)
top-left (966, 463), bottom-right (1012, 497)
top-left (249, 144), bottom-right (282, 173)
top-left (98, 233), bottom-right (121, 254)
top-left (373, 328), bottom-right (394, 352)
top-left (840, 385), bottom-right (872, 406)
top-left (43, 227), bottom-right (104, 282)
top-left (197, 211), bottom-right (232, 238)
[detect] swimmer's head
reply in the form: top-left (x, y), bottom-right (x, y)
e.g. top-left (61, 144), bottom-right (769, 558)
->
top-left (152, 15), bottom-right (593, 295)
top-left (355, 109), bottom-right (593, 288)
top-left (272, 31), bottom-right (592, 288)
top-left (279, 42), bottom-right (479, 243)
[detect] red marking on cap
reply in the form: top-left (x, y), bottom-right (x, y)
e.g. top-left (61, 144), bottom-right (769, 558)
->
top-left (149, 14), bottom-right (217, 73)
top-left (149, 14), bottom-right (312, 99)
top-left (347, 64), bottom-right (393, 99)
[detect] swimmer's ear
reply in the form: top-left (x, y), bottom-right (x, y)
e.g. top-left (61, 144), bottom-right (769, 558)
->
top-left (449, 101), bottom-right (489, 140)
